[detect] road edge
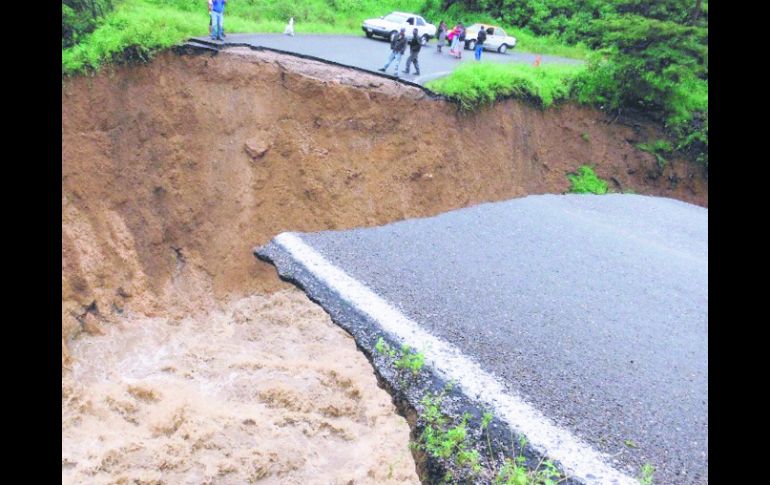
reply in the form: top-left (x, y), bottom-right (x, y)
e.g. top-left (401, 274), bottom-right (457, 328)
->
top-left (254, 232), bottom-right (639, 485)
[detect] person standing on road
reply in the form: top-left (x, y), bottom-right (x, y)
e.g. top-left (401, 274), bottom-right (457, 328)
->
top-left (404, 28), bottom-right (422, 75)
top-left (456, 22), bottom-right (466, 59)
top-left (448, 23), bottom-right (460, 56)
top-left (210, 0), bottom-right (226, 41)
top-left (474, 26), bottom-right (487, 60)
top-left (379, 28), bottom-right (407, 77)
top-left (436, 21), bottom-right (447, 53)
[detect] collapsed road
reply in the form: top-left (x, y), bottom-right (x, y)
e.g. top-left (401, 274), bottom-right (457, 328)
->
top-left (255, 194), bottom-right (708, 485)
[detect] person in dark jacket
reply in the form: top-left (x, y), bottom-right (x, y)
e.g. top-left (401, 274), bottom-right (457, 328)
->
top-left (436, 21), bottom-right (447, 53)
top-left (403, 28), bottom-right (422, 75)
top-left (379, 28), bottom-right (408, 77)
top-left (475, 26), bottom-right (487, 60)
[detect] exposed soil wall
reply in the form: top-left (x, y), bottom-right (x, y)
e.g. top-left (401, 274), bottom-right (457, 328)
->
top-left (62, 47), bottom-right (707, 346)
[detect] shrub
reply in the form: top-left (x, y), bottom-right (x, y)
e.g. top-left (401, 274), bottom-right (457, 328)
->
top-left (567, 165), bottom-right (609, 194)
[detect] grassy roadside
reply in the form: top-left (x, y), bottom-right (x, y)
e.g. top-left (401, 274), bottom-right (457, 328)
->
top-left (512, 30), bottom-right (589, 58)
top-left (62, 0), bottom-right (587, 76)
top-left (427, 62), bottom-right (585, 110)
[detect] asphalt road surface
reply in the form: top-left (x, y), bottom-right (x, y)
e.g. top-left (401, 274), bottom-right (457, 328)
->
top-left (260, 194), bottom-right (708, 484)
top-left (192, 33), bottom-right (584, 85)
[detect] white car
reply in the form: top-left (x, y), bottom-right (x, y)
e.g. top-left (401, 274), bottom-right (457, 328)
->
top-left (463, 24), bottom-right (517, 54)
top-left (362, 12), bottom-right (437, 46)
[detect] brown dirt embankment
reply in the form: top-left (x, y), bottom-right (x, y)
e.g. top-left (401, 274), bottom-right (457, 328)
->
top-left (62, 46), bottom-right (707, 345)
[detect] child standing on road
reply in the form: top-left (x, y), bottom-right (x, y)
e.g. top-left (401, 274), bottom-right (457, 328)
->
top-left (437, 21), bottom-right (447, 53)
top-left (404, 28), bottom-right (422, 75)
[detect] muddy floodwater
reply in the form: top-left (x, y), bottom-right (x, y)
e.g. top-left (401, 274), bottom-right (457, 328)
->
top-left (62, 289), bottom-right (418, 484)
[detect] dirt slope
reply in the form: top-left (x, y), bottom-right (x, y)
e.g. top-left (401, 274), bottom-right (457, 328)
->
top-left (62, 47), bottom-right (706, 483)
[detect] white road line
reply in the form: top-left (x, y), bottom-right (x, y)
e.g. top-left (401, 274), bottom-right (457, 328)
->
top-left (274, 232), bottom-right (638, 485)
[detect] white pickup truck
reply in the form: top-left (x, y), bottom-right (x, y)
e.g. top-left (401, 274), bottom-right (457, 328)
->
top-left (362, 12), bottom-right (437, 46)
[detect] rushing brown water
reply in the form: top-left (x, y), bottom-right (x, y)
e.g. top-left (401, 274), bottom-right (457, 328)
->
top-left (62, 289), bottom-right (418, 484)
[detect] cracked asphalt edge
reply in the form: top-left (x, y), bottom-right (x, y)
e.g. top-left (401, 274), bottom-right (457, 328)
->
top-left (254, 233), bottom-right (639, 485)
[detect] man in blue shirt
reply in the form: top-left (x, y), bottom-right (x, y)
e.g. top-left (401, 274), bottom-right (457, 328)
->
top-left (210, 0), bottom-right (226, 41)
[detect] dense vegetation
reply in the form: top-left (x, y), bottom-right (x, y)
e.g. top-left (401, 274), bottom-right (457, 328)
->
top-left (62, 0), bottom-right (116, 48)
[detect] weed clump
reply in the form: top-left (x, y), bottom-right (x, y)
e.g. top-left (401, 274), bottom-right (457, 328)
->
top-left (375, 336), bottom-right (425, 377)
top-left (566, 165), bottom-right (609, 194)
top-left (639, 463), bottom-right (655, 485)
top-left (374, 337), bottom-right (570, 483)
top-left (415, 390), bottom-right (482, 477)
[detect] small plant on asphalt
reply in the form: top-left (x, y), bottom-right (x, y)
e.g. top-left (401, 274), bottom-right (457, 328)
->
top-left (493, 435), bottom-right (566, 485)
top-left (413, 389), bottom-right (569, 484)
top-left (494, 456), bottom-right (564, 485)
top-left (375, 336), bottom-right (425, 384)
top-left (416, 391), bottom-right (482, 476)
top-left (375, 336), bottom-right (397, 358)
top-left (395, 344), bottom-right (425, 376)
top-left (639, 463), bottom-right (655, 485)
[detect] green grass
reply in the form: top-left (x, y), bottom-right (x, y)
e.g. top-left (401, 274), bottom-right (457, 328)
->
top-left (427, 62), bottom-right (585, 111)
top-left (566, 165), bottom-right (609, 194)
top-left (512, 29), bottom-right (589, 59)
top-left (63, 0), bottom-right (216, 74)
